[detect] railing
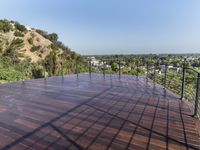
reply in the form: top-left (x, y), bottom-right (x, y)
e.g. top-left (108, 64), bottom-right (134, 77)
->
top-left (146, 63), bottom-right (200, 117)
top-left (2, 57), bottom-right (199, 118)
top-left (183, 68), bottom-right (200, 117)
top-left (86, 58), bottom-right (200, 118)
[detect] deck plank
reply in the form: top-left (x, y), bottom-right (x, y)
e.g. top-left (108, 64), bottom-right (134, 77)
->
top-left (0, 74), bottom-right (199, 150)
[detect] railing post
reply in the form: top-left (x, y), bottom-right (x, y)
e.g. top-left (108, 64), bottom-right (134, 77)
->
top-left (163, 65), bottom-right (167, 89)
top-left (193, 73), bottom-right (200, 117)
top-left (136, 61), bottom-right (139, 79)
top-left (153, 63), bottom-right (156, 83)
top-left (180, 67), bottom-right (186, 100)
top-left (44, 61), bottom-right (46, 80)
top-left (61, 62), bottom-right (64, 78)
top-left (89, 59), bottom-right (91, 77)
top-left (103, 60), bottom-right (105, 79)
top-left (119, 60), bottom-right (121, 80)
top-left (146, 62), bottom-right (149, 81)
top-left (76, 61), bottom-right (79, 78)
top-left (21, 63), bottom-right (24, 83)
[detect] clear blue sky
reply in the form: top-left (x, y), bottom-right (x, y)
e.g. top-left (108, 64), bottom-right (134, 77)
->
top-left (0, 0), bottom-right (200, 55)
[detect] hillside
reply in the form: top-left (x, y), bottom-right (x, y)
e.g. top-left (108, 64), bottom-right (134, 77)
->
top-left (0, 20), bottom-right (71, 62)
top-left (0, 19), bottom-right (86, 82)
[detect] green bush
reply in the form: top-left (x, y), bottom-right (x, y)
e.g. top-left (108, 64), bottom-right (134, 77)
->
top-left (0, 68), bottom-right (21, 81)
top-left (28, 38), bottom-right (33, 45)
top-left (48, 33), bottom-right (58, 42)
top-left (36, 30), bottom-right (58, 42)
top-left (131, 69), bottom-right (145, 75)
top-left (36, 37), bottom-right (40, 42)
top-left (32, 68), bottom-right (44, 78)
top-left (14, 22), bottom-right (27, 32)
top-left (105, 69), bottom-right (115, 74)
top-left (30, 32), bottom-right (35, 38)
top-left (4, 38), bottom-right (24, 55)
top-left (10, 38), bottom-right (24, 49)
top-left (0, 56), bottom-right (13, 67)
top-left (0, 20), bottom-right (12, 33)
top-left (30, 45), bottom-right (41, 52)
top-left (14, 31), bottom-right (24, 37)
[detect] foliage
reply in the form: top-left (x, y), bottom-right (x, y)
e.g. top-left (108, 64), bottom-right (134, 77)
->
top-left (44, 50), bottom-right (57, 76)
top-left (28, 38), bottom-right (33, 45)
top-left (48, 33), bottom-right (58, 42)
top-left (14, 22), bottom-right (27, 32)
top-left (36, 30), bottom-right (58, 42)
top-left (105, 69), bottom-right (115, 74)
top-left (0, 19), bottom-right (13, 33)
top-left (14, 31), bottom-right (24, 37)
top-left (9, 38), bottom-right (24, 50)
top-left (111, 62), bottom-right (118, 71)
top-left (0, 20), bottom-right (88, 83)
top-left (129, 69), bottom-right (145, 76)
top-left (3, 38), bottom-right (25, 62)
top-left (30, 45), bottom-right (41, 52)
top-left (0, 68), bottom-right (21, 81)
top-left (31, 63), bottom-right (44, 78)
top-left (36, 29), bottom-right (71, 52)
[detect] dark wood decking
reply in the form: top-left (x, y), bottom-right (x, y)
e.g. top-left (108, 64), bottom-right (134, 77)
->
top-left (0, 73), bottom-right (199, 150)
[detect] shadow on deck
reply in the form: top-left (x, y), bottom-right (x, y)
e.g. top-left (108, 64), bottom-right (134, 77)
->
top-left (0, 73), bottom-right (199, 150)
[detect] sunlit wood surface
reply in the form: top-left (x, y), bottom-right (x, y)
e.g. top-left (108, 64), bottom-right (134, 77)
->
top-left (0, 73), bottom-right (199, 150)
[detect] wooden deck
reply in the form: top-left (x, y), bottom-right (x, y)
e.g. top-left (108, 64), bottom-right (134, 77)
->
top-left (0, 73), bottom-right (199, 150)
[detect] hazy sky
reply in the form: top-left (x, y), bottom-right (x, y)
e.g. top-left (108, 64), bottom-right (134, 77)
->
top-left (0, 0), bottom-right (200, 55)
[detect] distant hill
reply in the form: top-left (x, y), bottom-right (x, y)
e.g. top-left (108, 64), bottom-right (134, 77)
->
top-left (0, 19), bottom-right (74, 62)
top-left (0, 19), bottom-right (86, 82)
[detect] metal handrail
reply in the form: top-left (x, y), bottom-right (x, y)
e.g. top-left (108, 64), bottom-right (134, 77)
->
top-left (186, 67), bottom-right (200, 74)
top-left (146, 64), bottom-right (200, 117)
top-left (59, 57), bottom-right (200, 117)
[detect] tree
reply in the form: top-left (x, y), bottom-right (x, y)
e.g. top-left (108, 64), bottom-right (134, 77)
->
top-left (111, 62), bottom-right (118, 71)
top-left (14, 22), bottom-right (27, 32)
top-left (45, 50), bottom-right (57, 76)
top-left (3, 38), bottom-right (25, 62)
top-left (48, 33), bottom-right (58, 42)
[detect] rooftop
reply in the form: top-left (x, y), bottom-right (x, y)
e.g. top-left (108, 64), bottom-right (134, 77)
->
top-left (0, 74), bottom-right (199, 150)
